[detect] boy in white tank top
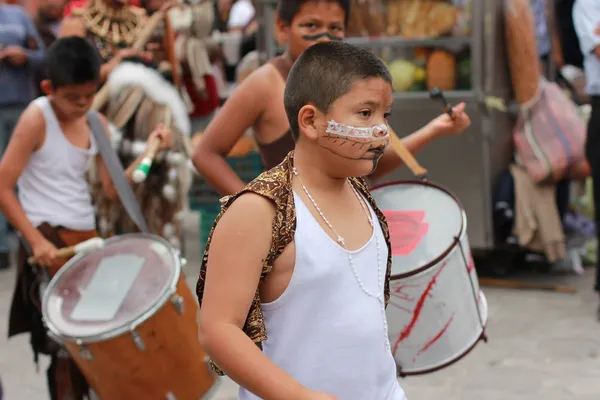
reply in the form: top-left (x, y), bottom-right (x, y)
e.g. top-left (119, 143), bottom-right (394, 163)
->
top-left (0, 37), bottom-right (173, 399)
top-left (197, 41), bottom-right (407, 399)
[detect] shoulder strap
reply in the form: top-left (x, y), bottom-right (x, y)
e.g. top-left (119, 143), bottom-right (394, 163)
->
top-left (86, 111), bottom-right (149, 233)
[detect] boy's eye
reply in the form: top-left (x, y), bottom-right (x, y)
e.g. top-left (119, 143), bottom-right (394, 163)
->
top-left (330, 25), bottom-right (344, 32)
top-left (359, 110), bottom-right (371, 117)
top-left (384, 112), bottom-right (391, 119)
top-left (301, 22), bottom-right (318, 29)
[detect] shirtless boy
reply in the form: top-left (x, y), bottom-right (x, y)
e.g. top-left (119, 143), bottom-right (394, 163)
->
top-left (197, 41), bottom-right (407, 399)
top-left (0, 37), bottom-right (172, 398)
top-left (192, 0), bottom-right (470, 196)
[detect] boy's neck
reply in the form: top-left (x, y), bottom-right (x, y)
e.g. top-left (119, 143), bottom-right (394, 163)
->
top-left (293, 143), bottom-right (347, 193)
top-left (48, 97), bottom-right (75, 123)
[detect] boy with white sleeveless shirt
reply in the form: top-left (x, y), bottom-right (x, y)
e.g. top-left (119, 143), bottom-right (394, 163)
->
top-left (197, 41), bottom-right (406, 399)
top-left (0, 37), bottom-right (173, 398)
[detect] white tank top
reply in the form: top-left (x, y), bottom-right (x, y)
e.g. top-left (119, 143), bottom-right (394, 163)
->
top-left (239, 192), bottom-right (407, 400)
top-left (17, 97), bottom-right (98, 231)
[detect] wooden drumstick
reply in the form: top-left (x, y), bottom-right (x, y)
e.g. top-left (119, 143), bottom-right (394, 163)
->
top-left (132, 110), bottom-right (173, 183)
top-left (92, 10), bottom-right (167, 111)
top-left (28, 237), bottom-right (105, 265)
top-left (388, 127), bottom-right (428, 179)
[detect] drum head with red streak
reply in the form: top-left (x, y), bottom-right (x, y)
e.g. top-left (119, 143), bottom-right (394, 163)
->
top-left (43, 234), bottom-right (178, 341)
top-left (370, 182), bottom-right (463, 275)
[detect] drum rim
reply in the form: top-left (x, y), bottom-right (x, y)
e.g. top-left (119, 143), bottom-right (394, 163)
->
top-left (42, 233), bottom-right (182, 344)
top-left (395, 290), bottom-right (489, 376)
top-left (369, 179), bottom-right (466, 279)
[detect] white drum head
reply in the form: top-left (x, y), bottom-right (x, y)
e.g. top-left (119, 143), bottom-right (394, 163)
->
top-left (370, 182), bottom-right (464, 276)
top-left (43, 234), bottom-right (179, 342)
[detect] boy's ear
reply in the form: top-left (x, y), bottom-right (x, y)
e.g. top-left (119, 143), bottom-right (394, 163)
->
top-left (275, 16), bottom-right (289, 45)
top-left (297, 104), bottom-right (319, 141)
top-left (40, 80), bottom-right (54, 96)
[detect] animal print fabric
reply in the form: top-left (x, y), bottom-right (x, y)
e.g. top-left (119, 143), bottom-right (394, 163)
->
top-left (196, 151), bottom-right (393, 375)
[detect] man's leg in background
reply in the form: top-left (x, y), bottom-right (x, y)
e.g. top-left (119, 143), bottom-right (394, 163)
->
top-left (0, 105), bottom-right (26, 269)
top-left (585, 96), bottom-right (600, 319)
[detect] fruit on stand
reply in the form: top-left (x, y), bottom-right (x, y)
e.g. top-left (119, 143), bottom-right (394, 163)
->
top-left (426, 50), bottom-right (457, 91)
top-left (456, 52), bottom-right (471, 90)
top-left (388, 58), bottom-right (427, 92)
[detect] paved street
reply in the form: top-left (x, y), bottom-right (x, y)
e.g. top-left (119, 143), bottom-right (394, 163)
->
top-left (1, 211), bottom-right (600, 399)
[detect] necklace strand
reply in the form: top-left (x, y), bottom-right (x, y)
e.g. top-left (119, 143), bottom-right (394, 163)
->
top-left (292, 167), bottom-right (390, 350)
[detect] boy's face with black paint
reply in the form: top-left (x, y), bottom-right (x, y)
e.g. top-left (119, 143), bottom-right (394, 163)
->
top-left (41, 80), bottom-right (98, 120)
top-left (298, 77), bottom-right (393, 178)
top-left (278, 1), bottom-right (346, 61)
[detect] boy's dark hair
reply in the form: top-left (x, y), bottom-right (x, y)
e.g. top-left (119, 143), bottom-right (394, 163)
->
top-left (284, 41), bottom-right (392, 139)
top-left (46, 36), bottom-right (102, 88)
top-left (277, 0), bottom-right (351, 26)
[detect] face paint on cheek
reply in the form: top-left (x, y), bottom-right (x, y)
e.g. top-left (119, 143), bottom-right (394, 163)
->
top-left (319, 120), bottom-right (390, 161)
top-left (302, 32), bottom-right (343, 41)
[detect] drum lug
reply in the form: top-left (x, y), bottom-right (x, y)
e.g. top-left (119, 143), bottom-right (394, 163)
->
top-left (132, 331), bottom-right (146, 351)
top-left (171, 294), bottom-right (185, 315)
top-left (180, 257), bottom-right (188, 267)
top-left (76, 341), bottom-right (93, 361)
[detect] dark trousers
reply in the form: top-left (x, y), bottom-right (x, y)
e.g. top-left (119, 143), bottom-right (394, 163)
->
top-left (585, 96), bottom-right (600, 292)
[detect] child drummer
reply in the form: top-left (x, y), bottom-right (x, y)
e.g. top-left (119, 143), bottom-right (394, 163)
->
top-left (192, 0), bottom-right (471, 196)
top-left (197, 41), bottom-right (407, 399)
top-left (0, 36), bottom-right (173, 399)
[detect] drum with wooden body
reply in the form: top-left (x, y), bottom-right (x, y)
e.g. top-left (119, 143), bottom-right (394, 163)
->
top-left (42, 233), bottom-right (217, 400)
top-left (370, 180), bottom-right (488, 376)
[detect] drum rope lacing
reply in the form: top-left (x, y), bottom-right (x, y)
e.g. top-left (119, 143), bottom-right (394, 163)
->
top-left (293, 167), bottom-right (391, 351)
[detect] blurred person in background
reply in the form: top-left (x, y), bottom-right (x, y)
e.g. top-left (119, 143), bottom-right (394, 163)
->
top-left (0, 0), bottom-right (45, 269)
top-left (35, 0), bottom-right (65, 47)
top-left (573, 0), bottom-right (600, 320)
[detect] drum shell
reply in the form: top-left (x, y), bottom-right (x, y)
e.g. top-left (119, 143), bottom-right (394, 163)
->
top-left (62, 276), bottom-right (215, 400)
top-left (387, 232), bottom-right (488, 375)
top-left (370, 180), bottom-right (488, 375)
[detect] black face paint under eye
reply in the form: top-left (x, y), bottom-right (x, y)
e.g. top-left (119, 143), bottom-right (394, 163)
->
top-left (302, 32), bottom-right (343, 41)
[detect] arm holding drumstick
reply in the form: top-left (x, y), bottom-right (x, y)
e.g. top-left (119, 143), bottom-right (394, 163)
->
top-left (27, 237), bottom-right (105, 265)
top-left (370, 87), bottom-right (470, 181)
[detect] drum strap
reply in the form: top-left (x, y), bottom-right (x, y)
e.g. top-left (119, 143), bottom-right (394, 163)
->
top-left (87, 111), bottom-right (150, 233)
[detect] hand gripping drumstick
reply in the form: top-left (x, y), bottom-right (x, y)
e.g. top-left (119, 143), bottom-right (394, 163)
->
top-left (429, 87), bottom-right (455, 118)
top-left (132, 110), bottom-right (173, 183)
top-left (92, 10), bottom-right (167, 111)
top-left (27, 237), bottom-right (105, 265)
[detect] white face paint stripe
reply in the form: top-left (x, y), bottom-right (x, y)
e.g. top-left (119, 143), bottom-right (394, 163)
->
top-left (325, 120), bottom-right (389, 139)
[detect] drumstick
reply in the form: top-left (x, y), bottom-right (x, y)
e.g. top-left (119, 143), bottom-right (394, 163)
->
top-left (479, 277), bottom-right (577, 294)
top-left (28, 237), bottom-right (105, 265)
top-left (92, 10), bottom-right (167, 111)
top-left (132, 110), bottom-right (173, 183)
top-left (429, 87), bottom-right (455, 118)
top-left (388, 128), bottom-right (428, 178)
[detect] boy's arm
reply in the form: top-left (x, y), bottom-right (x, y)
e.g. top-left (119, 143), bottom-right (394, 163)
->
top-left (0, 106), bottom-right (49, 249)
top-left (191, 68), bottom-right (270, 196)
top-left (370, 102), bottom-right (471, 181)
top-left (198, 194), bottom-right (307, 399)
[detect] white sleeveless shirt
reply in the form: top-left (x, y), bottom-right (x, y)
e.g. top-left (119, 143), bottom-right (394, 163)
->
top-left (17, 97), bottom-right (98, 231)
top-left (239, 193), bottom-right (406, 400)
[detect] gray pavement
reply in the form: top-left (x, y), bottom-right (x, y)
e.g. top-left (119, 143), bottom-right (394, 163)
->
top-left (1, 211), bottom-right (600, 399)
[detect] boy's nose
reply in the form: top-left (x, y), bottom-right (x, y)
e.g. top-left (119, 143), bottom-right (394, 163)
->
top-left (373, 124), bottom-right (389, 137)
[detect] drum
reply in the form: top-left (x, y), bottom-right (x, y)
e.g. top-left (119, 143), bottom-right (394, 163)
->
top-left (370, 180), bottom-right (488, 376)
top-left (42, 233), bottom-right (218, 400)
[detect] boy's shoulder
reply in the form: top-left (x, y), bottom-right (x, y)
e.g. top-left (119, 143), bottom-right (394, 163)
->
top-left (241, 61), bottom-right (285, 93)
